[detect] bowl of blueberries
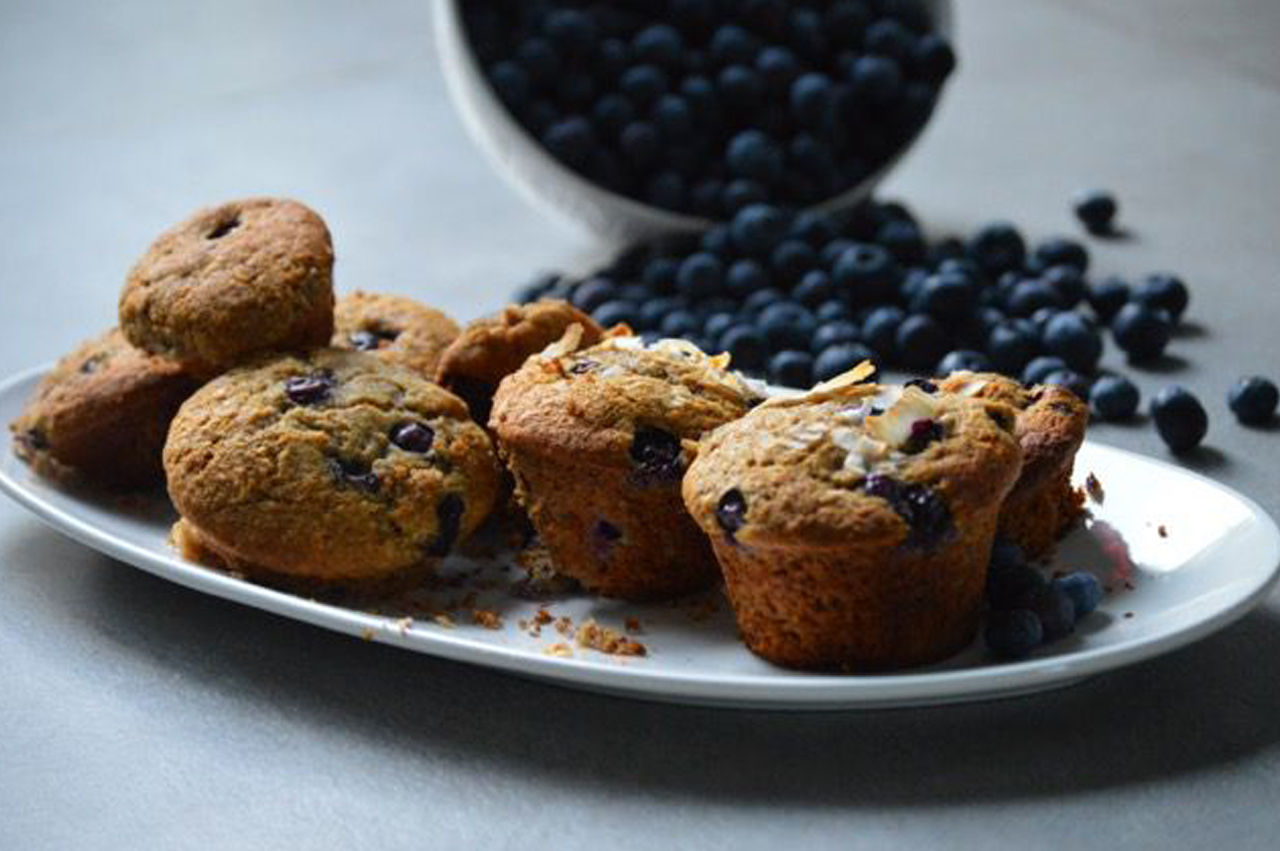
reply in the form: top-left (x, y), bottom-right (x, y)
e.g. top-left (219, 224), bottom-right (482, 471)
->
top-left (436, 0), bottom-right (956, 244)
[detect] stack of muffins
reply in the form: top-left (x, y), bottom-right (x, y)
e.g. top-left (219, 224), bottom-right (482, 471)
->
top-left (9, 196), bottom-right (1089, 671)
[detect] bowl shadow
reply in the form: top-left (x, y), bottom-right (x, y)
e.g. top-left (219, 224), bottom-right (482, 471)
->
top-left (5, 522), bottom-right (1280, 810)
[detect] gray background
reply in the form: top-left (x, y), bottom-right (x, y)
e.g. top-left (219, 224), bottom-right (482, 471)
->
top-left (2, 0), bottom-right (1280, 848)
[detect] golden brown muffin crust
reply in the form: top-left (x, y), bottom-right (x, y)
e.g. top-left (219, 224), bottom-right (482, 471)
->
top-left (331, 290), bottom-right (459, 378)
top-left (119, 197), bottom-right (335, 375)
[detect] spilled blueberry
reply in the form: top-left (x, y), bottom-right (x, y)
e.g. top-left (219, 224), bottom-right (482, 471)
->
top-left (1150, 386), bottom-right (1208, 452)
top-left (1227, 376), bottom-right (1278, 425)
top-left (1054, 572), bottom-right (1103, 620)
top-left (985, 609), bottom-right (1043, 660)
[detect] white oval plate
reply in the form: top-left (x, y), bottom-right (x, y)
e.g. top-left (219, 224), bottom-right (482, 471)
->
top-left (1, 366), bottom-right (1277, 710)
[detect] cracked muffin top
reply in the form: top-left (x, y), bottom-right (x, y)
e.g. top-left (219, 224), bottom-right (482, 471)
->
top-left (490, 329), bottom-right (765, 469)
top-left (163, 348), bottom-right (499, 582)
top-left (683, 366), bottom-right (1024, 551)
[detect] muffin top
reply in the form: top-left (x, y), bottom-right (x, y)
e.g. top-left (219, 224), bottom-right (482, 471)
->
top-left (330, 291), bottom-right (460, 378)
top-left (490, 330), bottom-right (765, 470)
top-left (937, 371), bottom-right (1088, 492)
top-left (683, 366), bottom-right (1024, 550)
top-left (164, 348), bottom-right (499, 580)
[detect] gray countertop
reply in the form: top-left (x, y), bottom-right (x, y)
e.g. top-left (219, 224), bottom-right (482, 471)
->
top-left (2, 1), bottom-right (1279, 848)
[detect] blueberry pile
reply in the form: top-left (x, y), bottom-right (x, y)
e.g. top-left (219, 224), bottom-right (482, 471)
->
top-left (464, 0), bottom-right (955, 217)
top-left (983, 540), bottom-right (1102, 660)
top-left (516, 198), bottom-right (1192, 392)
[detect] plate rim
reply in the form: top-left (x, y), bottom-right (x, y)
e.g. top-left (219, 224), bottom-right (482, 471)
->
top-left (2, 364), bottom-right (1278, 710)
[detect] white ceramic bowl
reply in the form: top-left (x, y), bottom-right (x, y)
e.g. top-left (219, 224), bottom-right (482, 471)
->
top-left (434, 0), bottom-right (955, 248)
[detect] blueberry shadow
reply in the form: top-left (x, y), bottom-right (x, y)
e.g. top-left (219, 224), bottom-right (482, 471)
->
top-left (1170, 444), bottom-right (1231, 474)
top-left (1128, 353), bottom-right (1190, 374)
top-left (1172, 320), bottom-right (1208, 340)
top-left (5, 522), bottom-right (1280, 809)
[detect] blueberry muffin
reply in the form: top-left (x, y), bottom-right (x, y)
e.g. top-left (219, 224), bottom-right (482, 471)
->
top-left (119, 197), bottom-right (335, 375)
top-left (331, 291), bottom-right (460, 378)
top-left (9, 328), bottom-right (199, 489)
top-left (436, 300), bottom-right (604, 424)
top-left (164, 348), bottom-right (500, 592)
top-left (683, 366), bottom-right (1024, 670)
top-left (490, 330), bottom-right (763, 601)
top-left (937, 371), bottom-right (1088, 557)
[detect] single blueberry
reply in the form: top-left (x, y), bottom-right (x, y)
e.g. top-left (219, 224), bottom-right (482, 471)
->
top-left (987, 560), bottom-right (1048, 611)
top-left (1054, 572), bottom-right (1104, 621)
top-left (390, 421), bottom-right (435, 454)
top-left (989, 539), bottom-right (1026, 573)
top-left (937, 349), bottom-right (993, 376)
top-left (1041, 264), bottom-right (1088, 308)
top-left (719, 324), bottom-right (768, 372)
top-left (700, 224), bottom-right (734, 257)
top-left (862, 305), bottom-right (906, 358)
top-left (895, 314), bottom-right (951, 372)
top-left (709, 23), bottom-right (758, 66)
top-left (1022, 355), bottom-right (1069, 386)
top-left (859, 473), bottom-right (954, 549)
top-left (642, 257), bottom-right (679, 293)
top-left (985, 609), bottom-right (1044, 660)
top-left (488, 60), bottom-right (530, 108)
top-left (1087, 276), bottom-right (1131, 323)
top-left (1089, 375), bottom-right (1140, 421)
top-left (815, 300), bottom-right (852, 323)
top-left (792, 269), bottom-right (833, 307)
top-left (731, 203), bottom-right (790, 254)
top-left (703, 311), bottom-right (737, 340)
top-left (1041, 369), bottom-right (1092, 400)
top-left (768, 350), bottom-right (814, 388)
top-left (1111, 303), bottom-right (1173, 361)
top-left (986, 322), bottom-right (1041, 375)
top-left (675, 253), bottom-right (724, 299)
top-left (813, 319), bottom-right (861, 352)
top-left (814, 342), bottom-right (877, 382)
top-left (516, 37), bottom-right (560, 86)
top-left (758, 301), bottom-right (818, 352)
top-left (619, 64), bottom-right (668, 105)
top-left (913, 32), bottom-right (956, 82)
top-left (631, 23), bottom-right (683, 68)
top-left (912, 271), bottom-right (977, 320)
top-left (1031, 237), bottom-right (1089, 274)
top-left (876, 219), bottom-right (927, 265)
top-left (541, 116), bottom-right (595, 165)
top-left (650, 94), bottom-right (693, 139)
top-left (630, 427), bottom-right (684, 483)
top-left (789, 72), bottom-right (834, 127)
top-left (637, 296), bottom-right (680, 330)
top-left (717, 64), bottom-right (764, 109)
top-left (1151, 386), bottom-right (1209, 452)
top-left (1073, 190), bottom-right (1118, 235)
top-left (328, 457), bottom-right (379, 495)
top-left (1134, 273), bottom-right (1190, 323)
top-left (742, 287), bottom-right (785, 315)
top-left (1030, 583), bottom-right (1077, 642)
top-left (1006, 279), bottom-right (1062, 317)
top-left (849, 54), bottom-right (902, 101)
top-left (967, 222), bottom-right (1027, 274)
top-left (660, 309), bottom-right (701, 338)
top-left (756, 45), bottom-right (801, 94)
top-left (770, 239), bottom-right (817, 286)
top-left (832, 243), bottom-right (897, 305)
top-left (1227, 376), bottom-right (1279, 425)
top-left (619, 121), bottom-right (661, 167)
top-left (571, 277), bottom-right (617, 312)
top-left (722, 259), bottom-right (765, 298)
top-left (721, 179), bottom-right (768, 214)
top-left (1042, 312), bottom-right (1103, 373)
top-left (715, 488), bottom-right (749, 537)
top-left (284, 373), bottom-right (333, 406)
top-left (726, 129), bottom-right (783, 183)
top-left (426, 494), bottom-right (465, 557)
top-left (593, 300), bottom-right (639, 328)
